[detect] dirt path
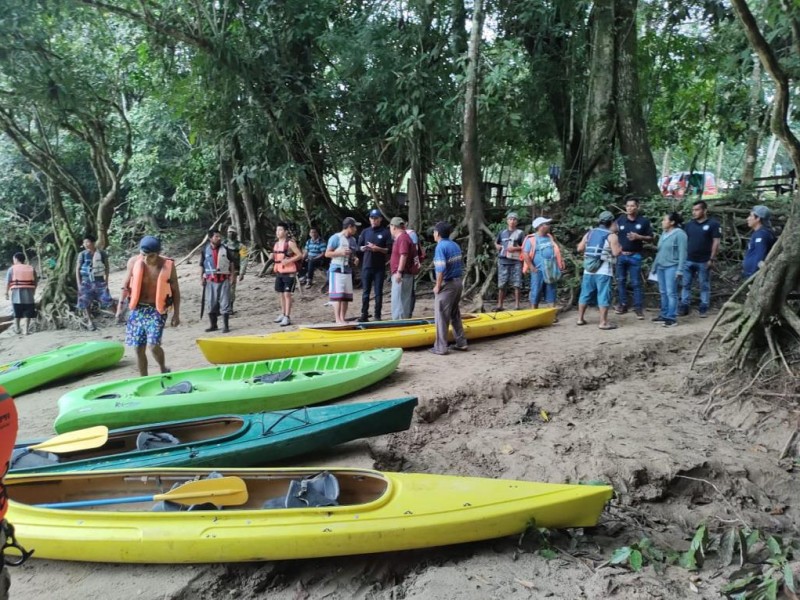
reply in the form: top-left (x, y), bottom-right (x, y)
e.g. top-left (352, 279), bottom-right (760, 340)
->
top-left (3, 261), bottom-right (798, 600)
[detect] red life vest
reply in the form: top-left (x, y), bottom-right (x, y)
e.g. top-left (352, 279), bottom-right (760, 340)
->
top-left (0, 386), bottom-right (18, 521)
top-left (129, 256), bottom-right (174, 315)
top-left (8, 264), bottom-right (35, 290)
top-left (273, 240), bottom-right (298, 274)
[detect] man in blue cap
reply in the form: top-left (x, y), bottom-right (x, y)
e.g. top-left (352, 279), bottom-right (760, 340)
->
top-left (743, 205), bottom-right (777, 278)
top-left (356, 209), bottom-right (390, 322)
top-left (116, 236), bottom-right (181, 376)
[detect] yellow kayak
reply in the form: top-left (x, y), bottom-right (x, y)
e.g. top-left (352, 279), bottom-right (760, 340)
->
top-left (197, 308), bottom-right (557, 363)
top-left (5, 467), bottom-right (612, 563)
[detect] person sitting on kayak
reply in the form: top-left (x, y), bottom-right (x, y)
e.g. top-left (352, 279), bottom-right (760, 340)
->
top-left (116, 236), bottom-right (181, 376)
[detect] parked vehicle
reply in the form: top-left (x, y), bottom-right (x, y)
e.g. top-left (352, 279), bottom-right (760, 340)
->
top-left (661, 171), bottom-right (718, 199)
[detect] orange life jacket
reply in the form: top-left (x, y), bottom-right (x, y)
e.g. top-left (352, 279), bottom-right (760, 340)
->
top-left (273, 240), bottom-right (298, 274)
top-left (520, 233), bottom-right (565, 274)
top-left (0, 386), bottom-right (18, 521)
top-left (129, 256), bottom-right (174, 315)
top-left (8, 264), bottom-right (35, 289)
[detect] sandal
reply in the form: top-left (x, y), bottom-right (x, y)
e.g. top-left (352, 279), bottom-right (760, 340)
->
top-left (598, 323), bottom-right (618, 330)
top-left (576, 320), bottom-right (587, 326)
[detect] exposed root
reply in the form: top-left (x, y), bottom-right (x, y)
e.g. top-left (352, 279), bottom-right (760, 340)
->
top-left (704, 356), bottom-right (778, 417)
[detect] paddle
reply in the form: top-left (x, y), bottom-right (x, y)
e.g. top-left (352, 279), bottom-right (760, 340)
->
top-left (36, 476), bottom-right (249, 509)
top-left (27, 426), bottom-right (109, 454)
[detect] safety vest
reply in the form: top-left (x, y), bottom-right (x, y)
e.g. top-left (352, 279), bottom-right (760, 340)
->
top-left (79, 250), bottom-right (106, 281)
top-left (129, 256), bottom-right (174, 315)
top-left (8, 264), bottom-right (35, 290)
top-left (584, 228), bottom-right (611, 259)
top-left (520, 234), bottom-right (565, 274)
top-left (0, 386), bottom-right (18, 521)
top-left (202, 243), bottom-right (232, 278)
top-left (273, 240), bottom-right (298, 274)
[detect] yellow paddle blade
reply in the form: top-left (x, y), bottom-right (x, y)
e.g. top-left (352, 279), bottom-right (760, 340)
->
top-left (29, 426), bottom-right (109, 453)
top-left (154, 477), bottom-right (249, 507)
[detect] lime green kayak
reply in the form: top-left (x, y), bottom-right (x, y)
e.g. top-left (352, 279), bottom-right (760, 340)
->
top-left (54, 348), bottom-right (403, 433)
top-left (0, 341), bottom-right (125, 397)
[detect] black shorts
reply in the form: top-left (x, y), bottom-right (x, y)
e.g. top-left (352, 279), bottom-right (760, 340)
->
top-left (12, 303), bottom-right (36, 319)
top-left (275, 274), bottom-right (296, 293)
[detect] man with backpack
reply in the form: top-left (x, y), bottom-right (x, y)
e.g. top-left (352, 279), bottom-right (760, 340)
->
top-left (200, 228), bottom-right (237, 333)
top-left (389, 216), bottom-right (415, 320)
top-left (576, 211), bottom-right (622, 330)
top-left (75, 234), bottom-right (114, 331)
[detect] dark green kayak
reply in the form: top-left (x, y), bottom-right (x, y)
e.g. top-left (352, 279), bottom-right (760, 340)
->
top-left (54, 348), bottom-right (403, 433)
top-left (0, 341), bottom-right (125, 397)
top-left (11, 397), bottom-right (417, 474)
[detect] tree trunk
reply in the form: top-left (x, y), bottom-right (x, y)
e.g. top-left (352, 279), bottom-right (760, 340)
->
top-left (715, 142), bottom-right (725, 184)
top-left (661, 147), bottom-right (671, 178)
top-left (760, 134), bottom-right (779, 178)
top-left (614, 0), bottom-right (659, 196)
top-left (741, 59), bottom-right (762, 187)
top-left (461, 0), bottom-right (487, 283)
top-left (220, 143), bottom-right (242, 237)
top-left (582, 0), bottom-right (617, 181)
top-left (407, 156), bottom-right (424, 233)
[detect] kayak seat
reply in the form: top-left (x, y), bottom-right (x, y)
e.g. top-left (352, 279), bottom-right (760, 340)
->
top-left (262, 471), bottom-right (340, 509)
top-left (158, 381), bottom-right (194, 395)
top-left (251, 369), bottom-right (293, 384)
top-left (10, 448), bottom-right (60, 469)
top-left (136, 431), bottom-right (180, 451)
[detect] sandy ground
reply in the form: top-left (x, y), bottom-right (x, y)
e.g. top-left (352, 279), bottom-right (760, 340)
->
top-left (2, 258), bottom-right (798, 600)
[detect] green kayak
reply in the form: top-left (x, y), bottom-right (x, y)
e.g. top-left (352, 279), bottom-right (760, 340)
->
top-left (54, 348), bottom-right (403, 433)
top-left (0, 341), bottom-right (125, 397)
top-left (13, 397), bottom-right (417, 474)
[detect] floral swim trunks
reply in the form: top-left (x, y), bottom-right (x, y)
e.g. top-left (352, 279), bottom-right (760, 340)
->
top-left (77, 279), bottom-right (114, 310)
top-left (125, 305), bottom-right (167, 347)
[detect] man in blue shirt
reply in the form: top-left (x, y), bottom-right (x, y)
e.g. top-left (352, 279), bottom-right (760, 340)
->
top-left (299, 227), bottom-right (327, 287)
top-left (614, 198), bottom-right (653, 319)
top-left (742, 205), bottom-right (777, 279)
top-left (431, 221), bottom-right (468, 355)
top-left (357, 209), bottom-right (391, 322)
top-left (679, 201), bottom-right (721, 317)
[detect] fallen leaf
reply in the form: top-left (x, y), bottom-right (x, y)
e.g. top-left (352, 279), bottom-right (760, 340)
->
top-left (540, 409), bottom-right (550, 422)
top-left (514, 578), bottom-right (536, 589)
top-left (689, 581), bottom-right (699, 594)
top-left (500, 444), bottom-right (515, 455)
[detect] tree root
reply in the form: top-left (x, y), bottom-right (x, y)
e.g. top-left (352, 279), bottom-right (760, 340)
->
top-left (704, 356), bottom-right (778, 417)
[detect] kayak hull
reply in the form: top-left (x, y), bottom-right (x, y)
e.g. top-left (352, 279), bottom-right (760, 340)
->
top-left (0, 341), bottom-right (124, 397)
top-left (6, 467), bottom-right (613, 563)
top-left (12, 398), bottom-right (417, 474)
top-left (54, 348), bottom-right (403, 433)
top-left (197, 309), bottom-right (557, 363)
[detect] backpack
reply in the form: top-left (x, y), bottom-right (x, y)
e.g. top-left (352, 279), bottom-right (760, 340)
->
top-left (407, 229), bottom-right (425, 275)
top-left (583, 228), bottom-right (611, 274)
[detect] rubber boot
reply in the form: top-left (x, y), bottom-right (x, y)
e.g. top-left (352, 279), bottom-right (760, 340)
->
top-left (222, 314), bottom-right (230, 333)
top-left (205, 313), bottom-right (219, 332)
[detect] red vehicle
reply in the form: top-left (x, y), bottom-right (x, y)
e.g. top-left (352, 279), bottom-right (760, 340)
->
top-left (661, 171), bottom-right (718, 199)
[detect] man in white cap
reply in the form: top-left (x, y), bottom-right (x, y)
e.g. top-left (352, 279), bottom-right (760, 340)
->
top-left (521, 217), bottom-right (564, 308)
top-left (494, 212), bottom-right (524, 310)
top-left (743, 205), bottom-right (777, 278)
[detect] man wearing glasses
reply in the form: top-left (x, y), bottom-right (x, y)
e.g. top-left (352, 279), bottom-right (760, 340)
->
top-left (116, 236), bottom-right (181, 376)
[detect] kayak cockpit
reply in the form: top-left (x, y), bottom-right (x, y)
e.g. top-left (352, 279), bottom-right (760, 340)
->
top-left (8, 469), bottom-right (391, 512)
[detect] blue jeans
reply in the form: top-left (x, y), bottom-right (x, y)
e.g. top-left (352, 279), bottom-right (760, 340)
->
top-left (616, 254), bottom-right (643, 310)
top-left (360, 267), bottom-right (386, 319)
top-left (657, 265), bottom-right (679, 321)
top-left (680, 261), bottom-right (710, 310)
top-left (529, 270), bottom-right (557, 306)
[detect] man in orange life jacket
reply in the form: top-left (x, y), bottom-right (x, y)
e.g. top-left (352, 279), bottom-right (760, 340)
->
top-left (5, 253), bottom-right (37, 336)
top-left (200, 229), bottom-right (237, 333)
top-left (270, 223), bottom-right (302, 327)
top-left (0, 385), bottom-right (18, 599)
top-left (116, 236), bottom-right (181, 376)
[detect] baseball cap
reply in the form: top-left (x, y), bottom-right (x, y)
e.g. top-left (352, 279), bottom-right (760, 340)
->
top-left (368, 209), bottom-right (382, 218)
top-left (751, 205), bottom-right (771, 222)
top-left (532, 217), bottom-right (552, 230)
top-left (598, 210), bottom-right (615, 224)
top-left (506, 212), bottom-right (519, 220)
top-left (342, 217), bottom-right (361, 228)
top-left (389, 216), bottom-right (406, 227)
top-left (139, 235), bottom-right (161, 253)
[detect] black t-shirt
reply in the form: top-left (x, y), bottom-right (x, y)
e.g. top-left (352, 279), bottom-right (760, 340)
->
top-left (357, 226), bottom-right (391, 270)
top-left (685, 218), bottom-right (721, 262)
top-left (616, 215), bottom-right (652, 253)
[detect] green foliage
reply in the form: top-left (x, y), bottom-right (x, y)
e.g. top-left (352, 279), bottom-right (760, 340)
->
top-left (609, 537), bottom-right (678, 573)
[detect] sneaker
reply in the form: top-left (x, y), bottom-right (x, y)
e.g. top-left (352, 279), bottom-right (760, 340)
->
top-left (634, 309), bottom-right (645, 320)
top-left (699, 307), bottom-right (709, 318)
top-left (651, 315), bottom-right (666, 322)
top-left (677, 305), bottom-right (689, 317)
top-left (279, 316), bottom-right (291, 327)
top-left (614, 305), bottom-right (628, 315)
top-left (450, 344), bottom-right (469, 352)
top-left (273, 314), bottom-right (285, 323)
top-left (662, 320), bottom-right (677, 328)
top-left (357, 315), bottom-right (369, 323)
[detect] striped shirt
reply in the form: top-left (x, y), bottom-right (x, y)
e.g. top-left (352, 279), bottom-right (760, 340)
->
top-left (434, 239), bottom-right (463, 281)
top-left (305, 237), bottom-right (327, 258)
